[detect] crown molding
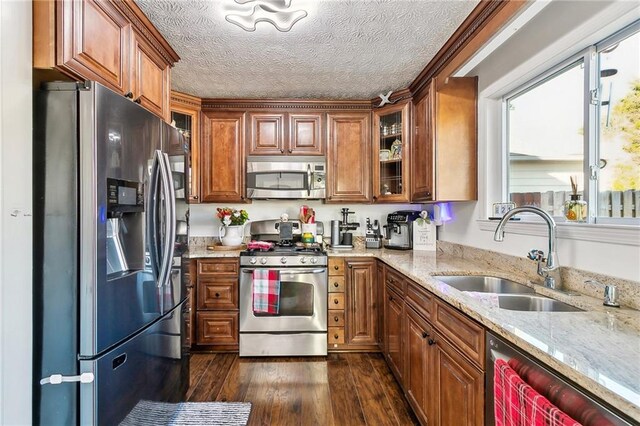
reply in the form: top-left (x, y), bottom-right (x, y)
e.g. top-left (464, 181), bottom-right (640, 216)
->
top-left (201, 98), bottom-right (373, 111)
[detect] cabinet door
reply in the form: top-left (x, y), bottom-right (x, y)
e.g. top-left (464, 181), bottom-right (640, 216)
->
top-left (131, 31), bottom-right (171, 121)
top-left (405, 305), bottom-right (434, 426)
top-left (326, 112), bottom-right (371, 203)
top-left (247, 113), bottom-right (285, 155)
top-left (345, 259), bottom-right (377, 346)
top-left (201, 111), bottom-right (246, 202)
top-left (411, 83), bottom-right (434, 202)
top-left (384, 285), bottom-right (404, 382)
top-left (170, 95), bottom-right (201, 203)
top-left (58, 0), bottom-right (131, 95)
top-left (376, 262), bottom-right (385, 350)
top-left (432, 332), bottom-right (484, 426)
top-left (434, 76), bottom-right (478, 201)
top-left (372, 101), bottom-right (410, 203)
top-left (289, 113), bottom-right (324, 155)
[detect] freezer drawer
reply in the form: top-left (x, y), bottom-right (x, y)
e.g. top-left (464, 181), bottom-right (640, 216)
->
top-left (80, 302), bottom-right (188, 426)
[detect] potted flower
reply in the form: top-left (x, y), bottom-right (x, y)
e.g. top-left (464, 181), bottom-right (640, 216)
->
top-left (216, 208), bottom-right (249, 246)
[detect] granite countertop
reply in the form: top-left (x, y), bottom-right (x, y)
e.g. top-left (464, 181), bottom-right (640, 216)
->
top-left (186, 245), bottom-right (640, 420)
top-left (186, 246), bottom-right (244, 258)
top-left (329, 247), bottom-right (640, 422)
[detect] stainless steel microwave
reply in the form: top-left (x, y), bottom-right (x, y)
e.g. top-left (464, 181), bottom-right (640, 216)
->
top-left (246, 156), bottom-right (326, 199)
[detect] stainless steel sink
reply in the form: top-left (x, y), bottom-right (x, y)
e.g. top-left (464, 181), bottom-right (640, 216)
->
top-left (435, 275), bottom-right (535, 294)
top-left (498, 295), bottom-right (584, 312)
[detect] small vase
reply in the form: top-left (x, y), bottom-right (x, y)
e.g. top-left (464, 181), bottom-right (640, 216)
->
top-left (218, 225), bottom-right (244, 246)
top-left (564, 194), bottom-right (587, 222)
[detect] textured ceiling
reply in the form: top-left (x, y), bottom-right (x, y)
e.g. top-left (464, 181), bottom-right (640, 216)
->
top-left (136, 0), bottom-right (479, 99)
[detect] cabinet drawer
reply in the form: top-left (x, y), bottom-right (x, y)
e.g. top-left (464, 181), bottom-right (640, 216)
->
top-left (329, 310), bottom-right (345, 327)
top-left (328, 258), bottom-right (345, 276)
top-left (406, 281), bottom-right (434, 320)
top-left (198, 259), bottom-right (239, 276)
top-left (328, 327), bottom-right (345, 345)
top-left (329, 276), bottom-right (345, 292)
top-left (386, 268), bottom-right (406, 295)
top-left (196, 312), bottom-right (239, 346)
top-left (434, 300), bottom-right (485, 369)
top-left (329, 293), bottom-right (345, 310)
top-left (197, 279), bottom-right (238, 310)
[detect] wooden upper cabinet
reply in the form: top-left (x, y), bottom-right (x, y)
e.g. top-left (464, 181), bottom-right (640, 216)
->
top-left (36, 0), bottom-right (131, 94)
top-left (201, 111), bottom-right (246, 203)
top-left (434, 76), bottom-right (478, 201)
top-left (345, 259), bottom-right (377, 346)
top-left (131, 32), bottom-right (170, 121)
top-left (170, 91), bottom-right (202, 203)
top-left (326, 112), bottom-right (371, 203)
top-left (289, 113), bottom-right (323, 155)
top-left (411, 77), bottom-right (477, 202)
top-left (247, 112), bottom-right (324, 156)
top-left (247, 113), bottom-right (285, 155)
top-left (34, 0), bottom-right (179, 121)
top-left (373, 101), bottom-right (411, 203)
top-left (411, 85), bottom-right (434, 202)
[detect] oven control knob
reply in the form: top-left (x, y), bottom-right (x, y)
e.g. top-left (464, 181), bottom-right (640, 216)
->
top-left (260, 258), bottom-right (267, 265)
top-left (280, 257), bottom-right (287, 264)
top-left (310, 258), bottom-right (318, 264)
top-left (250, 258), bottom-right (257, 265)
top-left (300, 257), bottom-right (307, 264)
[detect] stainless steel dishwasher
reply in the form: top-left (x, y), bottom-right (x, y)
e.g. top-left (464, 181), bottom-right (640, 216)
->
top-left (486, 331), bottom-right (634, 426)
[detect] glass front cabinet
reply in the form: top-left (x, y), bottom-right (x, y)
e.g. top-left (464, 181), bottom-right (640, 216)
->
top-left (170, 91), bottom-right (202, 204)
top-left (372, 100), bottom-right (410, 203)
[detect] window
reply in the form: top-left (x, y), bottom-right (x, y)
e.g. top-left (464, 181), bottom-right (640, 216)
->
top-left (504, 23), bottom-right (639, 222)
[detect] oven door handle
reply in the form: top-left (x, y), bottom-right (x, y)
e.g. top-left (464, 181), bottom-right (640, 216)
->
top-left (241, 268), bottom-right (326, 274)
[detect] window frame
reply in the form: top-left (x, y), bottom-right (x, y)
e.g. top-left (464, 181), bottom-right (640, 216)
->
top-left (500, 22), bottom-right (639, 225)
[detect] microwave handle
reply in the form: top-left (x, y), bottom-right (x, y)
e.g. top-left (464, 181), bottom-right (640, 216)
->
top-left (307, 164), bottom-right (312, 196)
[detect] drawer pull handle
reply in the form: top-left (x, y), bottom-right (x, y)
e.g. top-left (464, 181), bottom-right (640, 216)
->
top-left (422, 331), bottom-right (429, 339)
top-left (334, 282), bottom-right (339, 287)
top-left (388, 295), bottom-right (393, 301)
top-left (334, 316), bottom-right (339, 322)
top-left (334, 265), bottom-right (339, 270)
top-left (334, 299), bottom-right (339, 304)
top-left (428, 338), bottom-right (436, 346)
top-left (215, 293), bottom-right (220, 298)
top-left (334, 334), bottom-right (339, 339)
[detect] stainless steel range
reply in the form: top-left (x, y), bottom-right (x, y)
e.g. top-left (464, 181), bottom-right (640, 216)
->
top-left (239, 220), bottom-right (327, 357)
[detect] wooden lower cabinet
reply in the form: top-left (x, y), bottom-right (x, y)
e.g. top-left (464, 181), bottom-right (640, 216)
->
top-left (328, 257), bottom-right (378, 351)
top-left (194, 258), bottom-right (239, 351)
top-left (384, 285), bottom-right (404, 381)
top-left (345, 259), bottom-right (377, 346)
top-left (431, 332), bottom-right (484, 426)
top-left (381, 265), bottom-right (485, 426)
top-left (196, 312), bottom-right (239, 347)
top-left (404, 304), bottom-right (434, 426)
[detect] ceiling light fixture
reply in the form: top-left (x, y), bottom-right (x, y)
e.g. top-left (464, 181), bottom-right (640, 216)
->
top-left (225, 0), bottom-right (308, 32)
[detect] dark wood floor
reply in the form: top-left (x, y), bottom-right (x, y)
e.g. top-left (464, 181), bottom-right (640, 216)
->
top-left (186, 352), bottom-right (419, 426)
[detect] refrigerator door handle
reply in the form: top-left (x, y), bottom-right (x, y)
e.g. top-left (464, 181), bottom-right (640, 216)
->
top-left (156, 151), bottom-right (176, 296)
top-left (40, 372), bottom-right (95, 385)
top-left (146, 151), bottom-right (162, 283)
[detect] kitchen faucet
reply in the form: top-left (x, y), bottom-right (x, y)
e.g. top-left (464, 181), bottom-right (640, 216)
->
top-left (493, 206), bottom-right (563, 291)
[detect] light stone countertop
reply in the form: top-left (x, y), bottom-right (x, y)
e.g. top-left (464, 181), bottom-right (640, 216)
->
top-left (186, 245), bottom-right (640, 420)
top-left (186, 246), bottom-right (244, 258)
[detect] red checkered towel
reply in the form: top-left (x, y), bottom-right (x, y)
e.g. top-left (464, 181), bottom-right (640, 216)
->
top-left (252, 270), bottom-right (280, 315)
top-left (494, 358), bottom-right (581, 426)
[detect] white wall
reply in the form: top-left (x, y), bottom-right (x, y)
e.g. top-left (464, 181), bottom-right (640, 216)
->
top-left (440, 0), bottom-right (640, 282)
top-left (0, 0), bottom-right (33, 424)
top-left (190, 200), bottom-right (424, 237)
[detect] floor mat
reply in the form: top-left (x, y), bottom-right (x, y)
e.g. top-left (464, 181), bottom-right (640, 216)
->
top-left (120, 400), bottom-right (252, 426)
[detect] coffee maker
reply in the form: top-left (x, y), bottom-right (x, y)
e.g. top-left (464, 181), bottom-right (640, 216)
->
top-left (383, 210), bottom-right (421, 250)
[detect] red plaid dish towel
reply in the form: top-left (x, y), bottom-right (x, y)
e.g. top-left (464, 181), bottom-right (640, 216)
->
top-left (252, 270), bottom-right (280, 315)
top-left (494, 358), bottom-right (581, 426)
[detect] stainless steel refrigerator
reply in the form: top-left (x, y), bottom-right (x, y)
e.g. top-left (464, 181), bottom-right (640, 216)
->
top-left (33, 81), bottom-right (188, 425)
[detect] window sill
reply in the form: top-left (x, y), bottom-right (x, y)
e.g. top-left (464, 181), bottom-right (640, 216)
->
top-left (477, 219), bottom-right (640, 246)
